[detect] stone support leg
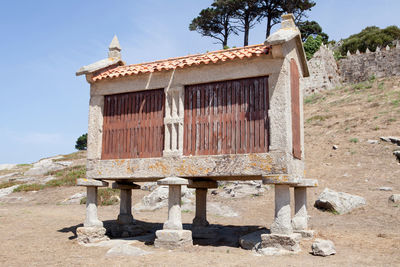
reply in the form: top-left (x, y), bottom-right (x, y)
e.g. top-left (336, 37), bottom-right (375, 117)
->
top-left (292, 187), bottom-right (307, 231)
top-left (85, 186), bottom-right (103, 227)
top-left (164, 185), bottom-right (183, 230)
top-left (193, 188), bottom-right (208, 227)
top-left (117, 189), bottom-right (134, 225)
top-left (271, 184), bottom-right (292, 235)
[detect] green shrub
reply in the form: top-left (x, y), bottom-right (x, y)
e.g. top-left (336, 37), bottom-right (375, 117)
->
top-left (46, 165), bottom-right (86, 187)
top-left (14, 183), bottom-right (45, 192)
top-left (75, 133), bottom-right (87, 151)
top-left (349, 138), bottom-right (359, 143)
top-left (303, 35), bottom-right (323, 60)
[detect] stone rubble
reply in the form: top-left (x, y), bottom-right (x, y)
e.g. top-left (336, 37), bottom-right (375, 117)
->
top-left (314, 188), bottom-right (366, 214)
top-left (388, 194), bottom-right (400, 204)
top-left (311, 239), bottom-right (336, 256)
top-left (378, 187), bottom-right (393, 191)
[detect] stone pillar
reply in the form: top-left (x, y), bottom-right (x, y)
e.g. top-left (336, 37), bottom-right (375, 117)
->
top-left (271, 184), bottom-right (293, 235)
top-left (187, 180), bottom-right (218, 228)
top-left (292, 187), bottom-right (307, 231)
top-left (76, 178), bottom-right (109, 244)
top-left (85, 186), bottom-right (103, 227)
top-left (118, 189), bottom-right (134, 224)
top-left (155, 177), bottom-right (192, 249)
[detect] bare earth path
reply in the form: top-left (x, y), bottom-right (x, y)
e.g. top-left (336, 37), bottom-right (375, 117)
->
top-left (0, 77), bottom-right (400, 266)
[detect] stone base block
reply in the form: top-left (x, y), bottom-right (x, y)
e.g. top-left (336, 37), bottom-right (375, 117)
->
top-left (192, 226), bottom-right (218, 239)
top-left (154, 230), bottom-right (192, 249)
top-left (110, 224), bottom-right (146, 238)
top-left (259, 233), bottom-right (301, 253)
top-left (294, 230), bottom-right (315, 239)
top-left (76, 226), bottom-right (109, 244)
top-left (239, 229), bottom-right (269, 250)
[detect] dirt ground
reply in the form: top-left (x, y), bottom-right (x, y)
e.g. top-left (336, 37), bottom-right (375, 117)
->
top-left (0, 77), bottom-right (399, 266)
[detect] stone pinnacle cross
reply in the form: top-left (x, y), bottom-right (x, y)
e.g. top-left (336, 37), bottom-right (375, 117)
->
top-left (108, 35), bottom-right (121, 59)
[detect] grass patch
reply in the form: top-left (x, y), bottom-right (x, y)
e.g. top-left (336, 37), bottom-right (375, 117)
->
top-left (13, 183), bottom-right (45, 192)
top-left (350, 138), bottom-right (359, 143)
top-left (306, 115), bottom-right (330, 123)
top-left (80, 188), bottom-right (120, 206)
top-left (182, 209), bottom-right (191, 213)
top-left (46, 165), bottom-right (86, 187)
top-left (304, 93), bottom-right (323, 104)
top-left (0, 181), bottom-right (23, 189)
top-left (53, 151), bottom-right (86, 162)
top-left (16, 164), bottom-right (32, 168)
top-left (378, 82), bottom-right (385, 90)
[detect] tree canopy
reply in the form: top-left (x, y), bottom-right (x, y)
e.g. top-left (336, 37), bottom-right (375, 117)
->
top-left (298, 20), bottom-right (328, 43)
top-left (340, 25), bottom-right (400, 55)
top-left (190, 0), bottom-right (316, 48)
top-left (75, 133), bottom-right (87, 151)
top-left (303, 35), bottom-right (323, 60)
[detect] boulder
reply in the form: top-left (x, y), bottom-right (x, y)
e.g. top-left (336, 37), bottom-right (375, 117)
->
top-left (314, 188), bottom-right (366, 214)
top-left (0, 185), bottom-right (20, 198)
top-left (24, 158), bottom-right (67, 176)
top-left (311, 239), bottom-right (336, 256)
top-left (389, 194), bottom-right (400, 204)
top-left (134, 185), bottom-right (194, 211)
top-left (239, 229), bottom-right (269, 250)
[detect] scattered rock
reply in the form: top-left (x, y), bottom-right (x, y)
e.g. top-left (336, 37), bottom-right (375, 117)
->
top-left (211, 190), bottom-right (218, 195)
top-left (379, 187), bottom-right (393, 191)
top-left (24, 158), bottom-right (68, 176)
top-left (311, 239), bottom-right (336, 256)
top-left (380, 136), bottom-right (391, 142)
top-left (0, 164), bottom-right (17, 171)
top-left (332, 145), bottom-right (338, 150)
top-left (314, 188), bottom-right (366, 214)
top-left (0, 185), bottom-right (20, 198)
top-left (141, 182), bottom-right (157, 191)
top-left (393, 151), bottom-right (400, 162)
top-left (0, 172), bottom-right (19, 182)
top-left (134, 185), bottom-right (193, 211)
top-left (258, 233), bottom-right (301, 253)
top-left (388, 194), bottom-right (400, 204)
top-left (43, 176), bottom-right (56, 183)
top-left (381, 136), bottom-right (400, 145)
top-left (239, 229), bottom-right (269, 250)
top-left (106, 244), bottom-right (152, 257)
top-left (367, 140), bottom-right (378, 144)
top-left (62, 192), bottom-right (86, 204)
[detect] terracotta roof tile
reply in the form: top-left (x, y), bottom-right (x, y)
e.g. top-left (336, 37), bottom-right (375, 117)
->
top-left (92, 44), bottom-right (271, 82)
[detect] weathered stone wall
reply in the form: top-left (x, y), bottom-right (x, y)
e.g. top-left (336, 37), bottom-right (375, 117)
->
top-left (339, 46), bottom-right (400, 83)
top-left (301, 45), bottom-right (340, 96)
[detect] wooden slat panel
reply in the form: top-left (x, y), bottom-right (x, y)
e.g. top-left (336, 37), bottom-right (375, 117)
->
top-left (101, 89), bottom-right (164, 159)
top-left (184, 76), bottom-right (269, 156)
top-left (291, 59), bottom-right (301, 160)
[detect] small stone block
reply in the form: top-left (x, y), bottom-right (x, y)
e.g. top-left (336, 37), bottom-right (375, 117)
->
top-left (76, 226), bottom-right (109, 244)
top-left (154, 230), bottom-right (192, 249)
top-left (77, 178), bottom-right (108, 187)
top-left (262, 174), bottom-right (299, 185)
top-left (294, 230), bottom-right (315, 239)
top-left (157, 177), bottom-right (188, 186)
top-left (260, 233), bottom-right (301, 252)
top-left (187, 180), bottom-right (218, 189)
top-left (296, 179), bottom-right (318, 188)
top-left (112, 182), bottom-right (140, 190)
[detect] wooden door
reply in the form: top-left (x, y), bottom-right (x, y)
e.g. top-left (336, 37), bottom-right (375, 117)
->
top-left (101, 89), bottom-right (165, 159)
top-left (291, 59), bottom-right (301, 159)
top-left (183, 76), bottom-right (269, 156)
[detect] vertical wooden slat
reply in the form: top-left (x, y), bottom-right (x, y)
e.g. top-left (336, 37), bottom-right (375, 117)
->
top-left (291, 59), bottom-right (301, 160)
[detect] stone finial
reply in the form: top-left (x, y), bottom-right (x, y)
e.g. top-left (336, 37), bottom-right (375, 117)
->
top-left (281, 13), bottom-right (296, 29)
top-left (108, 35), bottom-right (122, 59)
top-left (396, 41), bottom-right (400, 49)
top-left (356, 49), bottom-right (360, 55)
top-left (366, 48), bottom-right (371, 54)
top-left (386, 45), bottom-right (390, 51)
top-left (376, 46), bottom-right (381, 52)
top-left (347, 50), bottom-right (351, 56)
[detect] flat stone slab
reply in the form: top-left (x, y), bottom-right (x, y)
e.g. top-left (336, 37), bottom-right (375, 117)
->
top-left (112, 182), bottom-right (140, 190)
top-left (295, 179), bottom-right (318, 187)
top-left (77, 226), bottom-right (109, 244)
top-left (294, 230), bottom-right (315, 239)
top-left (106, 244), bottom-right (152, 257)
top-left (77, 178), bottom-right (109, 187)
top-left (188, 180), bottom-right (218, 189)
top-left (239, 229), bottom-right (269, 250)
top-left (262, 174), bottom-right (299, 185)
top-left (154, 229), bottom-right (192, 249)
top-left (259, 233), bottom-right (301, 253)
top-left (157, 177), bottom-right (188, 186)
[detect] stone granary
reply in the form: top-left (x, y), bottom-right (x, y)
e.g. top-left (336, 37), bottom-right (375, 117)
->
top-left (76, 14), bottom-right (318, 253)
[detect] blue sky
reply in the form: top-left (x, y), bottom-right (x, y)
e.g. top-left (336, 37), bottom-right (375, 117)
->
top-left (0, 0), bottom-right (399, 164)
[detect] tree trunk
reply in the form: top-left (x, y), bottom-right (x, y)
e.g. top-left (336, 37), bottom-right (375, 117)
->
top-left (244, 19), bottom-right (249, 46)
top-left (266, 15), bottom-right (272, 39)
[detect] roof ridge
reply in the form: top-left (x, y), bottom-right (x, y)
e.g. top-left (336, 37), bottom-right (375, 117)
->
top-left (125, 43), bottom-right (265, 68)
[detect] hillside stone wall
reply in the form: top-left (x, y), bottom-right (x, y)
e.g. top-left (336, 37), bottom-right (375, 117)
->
top-left (301, 45), bottom-right (341, 96)
top-left (338, 46), bottom-right (400, 83)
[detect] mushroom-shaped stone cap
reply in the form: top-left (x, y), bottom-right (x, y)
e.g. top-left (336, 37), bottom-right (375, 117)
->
top-left (157, 177), bottom-right (189, 185)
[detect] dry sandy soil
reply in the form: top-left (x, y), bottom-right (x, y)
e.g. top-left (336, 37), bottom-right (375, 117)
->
top-left (0, 77), bottom-right (399, 266)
